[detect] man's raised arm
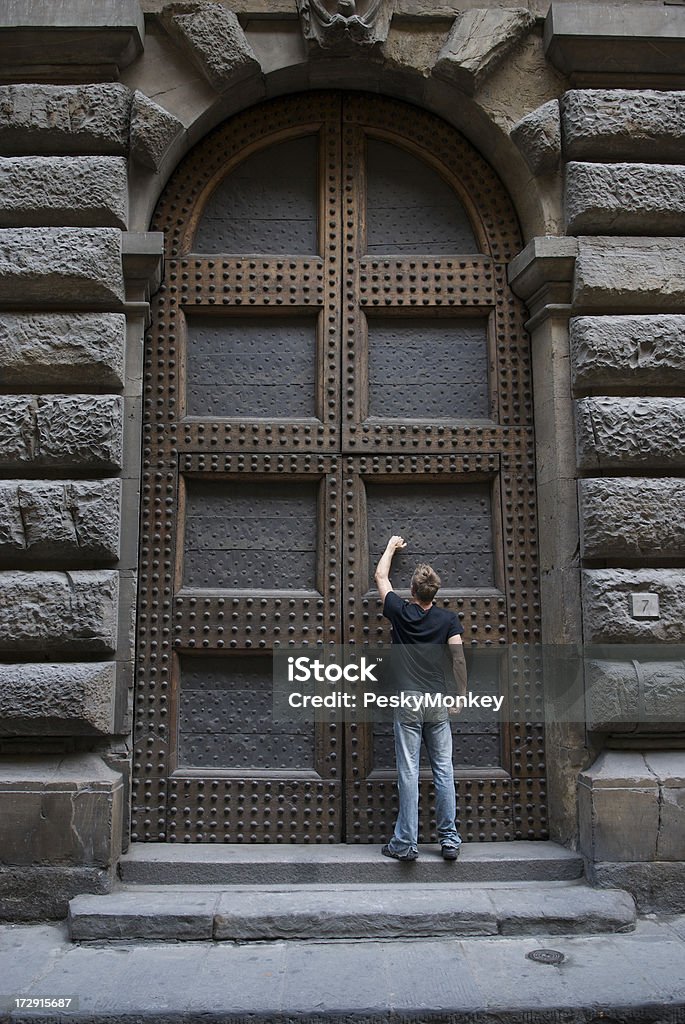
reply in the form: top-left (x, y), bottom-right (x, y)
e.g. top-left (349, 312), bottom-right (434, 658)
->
top-left (448, 634), bottom-right (468, 714)
top-left (374, 535), bottom-right (406, 603)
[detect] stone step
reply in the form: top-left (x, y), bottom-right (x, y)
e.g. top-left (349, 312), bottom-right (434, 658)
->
top-left (68, 880), bottom-right (636, 942)
top-left (118, 840), bottom-right (584, 885)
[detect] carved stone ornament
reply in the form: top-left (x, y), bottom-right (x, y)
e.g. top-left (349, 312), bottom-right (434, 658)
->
top-left (297, 0), bottom-right (395, 50)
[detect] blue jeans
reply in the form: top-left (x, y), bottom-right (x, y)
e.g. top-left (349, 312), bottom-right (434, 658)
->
top-left (386, 697), bottom-right (462, 856)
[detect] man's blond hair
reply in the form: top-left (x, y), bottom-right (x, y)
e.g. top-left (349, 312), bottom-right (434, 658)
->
top-left (411, 563), bottom-right (441, 603)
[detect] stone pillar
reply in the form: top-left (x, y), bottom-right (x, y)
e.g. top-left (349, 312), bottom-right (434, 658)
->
top-left (540, 8), bottom-right (685, 908)
top-left (509, 236), bottom-right (589, 849)
top-left (0, 2), bottom-right (163, 920)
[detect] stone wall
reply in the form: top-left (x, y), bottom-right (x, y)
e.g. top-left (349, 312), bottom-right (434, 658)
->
top-left (0, 4), bottom-right (164, 918)
top-left (562, 84), bottom-right (685, 911)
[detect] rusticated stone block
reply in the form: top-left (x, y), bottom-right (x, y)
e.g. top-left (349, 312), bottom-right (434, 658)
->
top-left (561, 90), bottom-right (685, 163)
top-left (578, 751), bottom-right (659, 863)
top-left (571, 315), bottom-right (685, 392)
top-left (0, 571), bottom-right (118, 653)
top-left (0, 157), bottom-right (128, 229)
top-left (130, 91), bottom-right (183, 171)
top-left (576, 397), bottom-right (685, 471)
top-left (0, 228), bottom-right (124, 307)
top-left (590, 862), bottom-right (685, 915)
top-left (0, 663), bottom-right (116, 736)
top-left (162, 3), bottom-right (260, 92)
top-left (434, 8), bottom-right (536, 95)
top-left (0, 395), bottom-right (122, 470)
top-left (566, 162), bottom-right (685, 235)
top-left (580, 478), bottom-right (685, 562)
top-left (0, 480), bottom-right (120, 560)
top-left (0, 84), bottom-right (132, 155)
top-left (0, 755), bottom-right (122, 867)
top-left (573, 237), bottom-right (685, 312)
top-left (510, 100), bottom-right (561, 175)
top-left (582, 569), bottom-right (685, 644)
top-left (586, 660), bottom-right (685, 733)
top-left (0, 312), bottom-right (125, 387)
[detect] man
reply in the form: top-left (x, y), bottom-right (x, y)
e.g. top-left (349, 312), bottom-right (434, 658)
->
top-left (374, 534), bottom-right (467, 862)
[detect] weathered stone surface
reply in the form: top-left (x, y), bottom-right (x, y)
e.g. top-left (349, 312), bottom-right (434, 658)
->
top-left (576, 397), bottom-right (685, 471)
top-left (546, 6), bottom-right (685, 79)
top-left (70, 891), bottom-right (218, 941)
top-left (433, 8), bottom-right (536, 95)
top-left (130, 91), bottom-right (183, 170)
top-left (510, 99), bottom-right (561, 175)
top-left (573, 237), bottom-right (685, 312)
top-left (0, 228), bottom-right (124, 306)
top-left (0, 755), bottom-right (122, 868)
top-left (585, 659), bottom-right (685, 733)
top-left (570, 314), bottom-right (685, 392)
top-left (0, 156), bottom-right (128, 229)
top-left (0, 663), bottom-right (116, 736)
top-left (0, 571), bottom-right (118, 653)
top-left (68, 881), bottom-right (635, 942)
top-left (578, 751), bottom-right (659, 864)
top-left (589, 861), bottom-right (685, 914)
top-left (0, 479), bottom-right (121, 560)
top-left (561, 89), bottom-right (685, 163)
top-left (646, 753), bottom-right (685, 861)
top-left (0, 0), bottom-right (144, 78)
top-left (0, 312), bottom-right (125, 387)
top-left (0, 395), bottom-right (122, 470)
top-left (582, 569), bottom-right (685, 644)
top-left (566, 162), bottom-right (685, 235)
top-left (162, 3), bottom-right (261, 91)
top-left (0, 84), bottom-right (132, 155)
top-left (0, 865), bottom-right (112, 922)
top-left (580, 478), bottom-right (685, 562)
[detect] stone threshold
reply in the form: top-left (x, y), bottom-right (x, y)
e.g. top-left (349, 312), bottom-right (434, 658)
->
top-left (119, 840), bottom-right (584, 885)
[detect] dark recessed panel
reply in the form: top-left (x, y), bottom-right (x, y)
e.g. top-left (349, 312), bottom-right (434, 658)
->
top-left (194, 135), bottom-right (319, 254)
top-left (183, 480), bottom-right (319, 589)
top-left (372, 722), bottom-right (501, 770)
top-left (366, 140), bottom-right (478, 255)
top-left (185, 315), bottom-right (317, 419)
top-left (178, 655), bottom-right (315, 770)
top-left (367, 317), bottom-right (489, 420)
top-left (366, 482), bottom-right (494, 589)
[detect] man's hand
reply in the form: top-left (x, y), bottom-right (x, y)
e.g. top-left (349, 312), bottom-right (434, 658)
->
top-left (374, 534), bottom-right (407, 602)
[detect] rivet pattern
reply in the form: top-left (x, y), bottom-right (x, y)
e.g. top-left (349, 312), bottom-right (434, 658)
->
top-left (133, 93), bottom-right (545, 844)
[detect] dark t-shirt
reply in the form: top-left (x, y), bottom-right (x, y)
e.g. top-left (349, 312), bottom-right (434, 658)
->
top-left (382, 590), bottom-right (463, 692)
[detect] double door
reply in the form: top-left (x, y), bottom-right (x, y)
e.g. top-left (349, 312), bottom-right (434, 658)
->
top-left (132, 93), bottom-right (546, 844)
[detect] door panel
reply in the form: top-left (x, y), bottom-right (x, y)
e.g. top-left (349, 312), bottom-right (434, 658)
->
top-left (132, 92), bottom-right (546, 845)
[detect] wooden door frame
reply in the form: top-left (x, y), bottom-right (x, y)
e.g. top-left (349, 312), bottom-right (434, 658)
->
top-left (132, 91), bottom-right (546, 845)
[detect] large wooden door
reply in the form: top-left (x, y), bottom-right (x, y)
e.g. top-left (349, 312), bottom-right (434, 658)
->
top-left (132, 93), bottom-right (546, 844)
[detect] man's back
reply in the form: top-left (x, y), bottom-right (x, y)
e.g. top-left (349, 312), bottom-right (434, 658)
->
top-left (383, 591), bottom-right (462, 692)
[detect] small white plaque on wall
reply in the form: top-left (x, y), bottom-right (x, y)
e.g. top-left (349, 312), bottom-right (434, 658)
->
top-left (630, 593), bottom-right (660, 619)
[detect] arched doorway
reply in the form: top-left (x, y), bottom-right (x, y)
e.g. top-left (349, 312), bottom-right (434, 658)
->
top-left (132, 92), bottom-right (545, 844)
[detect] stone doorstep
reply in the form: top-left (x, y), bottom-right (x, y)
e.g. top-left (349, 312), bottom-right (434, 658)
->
top-left (118, 840), bottom-right (584, 885)
top-left (68, 880), bottom-right (637, 943)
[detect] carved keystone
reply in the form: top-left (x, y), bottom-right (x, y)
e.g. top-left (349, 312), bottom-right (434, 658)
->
top-left (298, 0), bottom-right (395, 50)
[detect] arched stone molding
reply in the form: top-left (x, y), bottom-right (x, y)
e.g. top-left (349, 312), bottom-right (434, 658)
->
top-left (121, 9), bottom-right (565, 241)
